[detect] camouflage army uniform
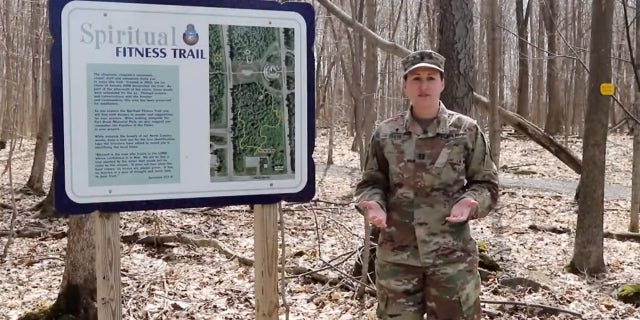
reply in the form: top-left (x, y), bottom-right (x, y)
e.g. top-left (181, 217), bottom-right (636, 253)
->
top-left (355, 103), bottom-right (499, 319)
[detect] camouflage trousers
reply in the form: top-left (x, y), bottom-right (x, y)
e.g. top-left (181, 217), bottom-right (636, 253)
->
top-left (375, 258), bottom-right (481, 320)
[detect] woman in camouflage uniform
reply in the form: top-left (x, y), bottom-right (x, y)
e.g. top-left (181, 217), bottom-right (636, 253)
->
top-left (355, 50), bottom-right (499, 320)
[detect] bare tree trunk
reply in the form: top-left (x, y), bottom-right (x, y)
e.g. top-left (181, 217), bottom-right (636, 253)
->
top-left (314, 10), bottom-right (331, 121)
top-left (569, 0), bottom-right (613, 276)
top-left (631, 0), bottom-right (640, 233)
top-left (360, 0), bottom-right (378, 168)
top-left (31, 175), bottom-right (62, 219)
top-left (542, 0), bottom-right (563, 135)
top-left (533, 4), bottom-right (546, 126)
top-left (632, 99), bottom-right (640, 232)
top-left (516, 0), bottom-right (531, 119)
top-left (26, 20), bottom-right (52, 195)
top-left (438, 0), bottom-right (475, 115)
top-left (18, 214), bottom-right (98, 320)
top-left (487, 0), bottom-right (501, 167)
top-left (0, 0), bottom-right (18, 144)
top-left (476, 2), bottom-right (488, 118)
top-left (345, 0), bottom-right (365, 157)
top-left (572, 0), bottom-right (587, 137)
top-left (25, 107), bottom-right (50, 195)
top-left (409, 0), bottom-right (423, 51)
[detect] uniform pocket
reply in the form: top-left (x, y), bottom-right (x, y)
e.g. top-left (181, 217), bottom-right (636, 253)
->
top-left (459, 275), bottom-right (481, 316)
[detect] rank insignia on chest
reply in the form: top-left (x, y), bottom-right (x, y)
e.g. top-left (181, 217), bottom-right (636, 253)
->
top-left (389, 132), bottom-right (403, 140)
top-left (441, 133), bottom-right (467, 140)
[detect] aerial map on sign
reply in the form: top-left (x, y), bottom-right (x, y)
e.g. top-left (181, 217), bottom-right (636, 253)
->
top-left (208, 25), bottom-right (295, 182)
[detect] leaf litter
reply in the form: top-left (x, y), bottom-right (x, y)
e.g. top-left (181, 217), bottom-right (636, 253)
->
top-left (0, 128), bottom-right (639, 319)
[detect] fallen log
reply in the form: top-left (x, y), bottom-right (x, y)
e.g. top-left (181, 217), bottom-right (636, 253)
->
top-left (528, 224), bottom-right (571, 234)
top-left (0, 202), bottom-right (13, 210)
top-left (0, 227), bottom-right (48, 238)
top-left (528, 224), bottom-right (640, 243)
top-left (604, 231), bottom-right (640, 243)
top-left (481, 300), bottom-right (583, 318)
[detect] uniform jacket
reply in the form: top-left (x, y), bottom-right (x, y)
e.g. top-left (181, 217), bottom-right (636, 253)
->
top-left (355, 103), bottom-right (499, 266)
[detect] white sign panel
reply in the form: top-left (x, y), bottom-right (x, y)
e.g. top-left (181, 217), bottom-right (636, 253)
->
top-left (52, 0), bottom-right (315, 212)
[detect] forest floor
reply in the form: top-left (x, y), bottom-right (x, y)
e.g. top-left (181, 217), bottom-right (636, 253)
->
top-left (0, 128), bottom-right (639, 320)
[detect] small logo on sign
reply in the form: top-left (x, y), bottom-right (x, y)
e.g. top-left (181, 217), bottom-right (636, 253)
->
top-left (183, 24), bottom-right (199, 46)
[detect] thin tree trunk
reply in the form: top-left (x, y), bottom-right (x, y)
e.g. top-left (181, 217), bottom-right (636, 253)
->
top-left (410, 0), bottom-right (423, 51)
top-left (314, 10), bottom-right (331, 120)
top-left (630, 0), bottom-right (640, 233)
top-left (632, 99), bottom-right (640, 232)
top-left (31, 175), bottom-right (62, 219)
top-left (346, 0), bottom-right (365, 157)
top-left (361, 0), bottom-right (378, 168)
top-left (542, 0), bottom-right (563, 135)
top-left (516, 0), bottom-right (531, 119)
top-left (26, 107), bottom-right (50, 195)
top-left (26, 20), bottom-right (52, 195)
top-left (534, 4), bottom-right (546, 126)
top-left (573, 0), bottom-right (587, 137)
top-left (570, 0), bottom-right (614, 276)
top-left (487, 0), bottom-right (501, 167)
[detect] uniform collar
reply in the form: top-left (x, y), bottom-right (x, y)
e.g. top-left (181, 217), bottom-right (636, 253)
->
top-left (404, 102), bottom-right (450, 137)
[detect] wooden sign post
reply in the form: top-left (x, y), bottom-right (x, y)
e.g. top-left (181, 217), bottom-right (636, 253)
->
top-left (254, 203), bottom-right (280, 319)
top-left (94, 211), bottom-right (122, 319)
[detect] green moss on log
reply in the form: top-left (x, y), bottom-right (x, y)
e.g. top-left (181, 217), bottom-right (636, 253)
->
top-left (616, 284), bottom-right (640, 306)
top-left (477, 241), bottom-right (489, 254)
top-left (18, 284), bottom-right (88, 320)
top-left (475, 241), bottom-right (500, 271)
top-left (17, 304), bottom-right (76, 320)
top-left (479, 252), bottom-right (501, 271)
top-left (564, 261), bottom-right (580, 275)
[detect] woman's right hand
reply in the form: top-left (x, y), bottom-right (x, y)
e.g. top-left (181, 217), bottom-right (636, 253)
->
top-left (358, 201), bottom-right (387, 228)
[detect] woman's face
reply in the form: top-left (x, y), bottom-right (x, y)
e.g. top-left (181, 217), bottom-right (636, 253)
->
top-left (402, 67), bottom-right (445, 111)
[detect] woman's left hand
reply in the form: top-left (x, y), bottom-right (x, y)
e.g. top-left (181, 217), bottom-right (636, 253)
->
top-left (446, 197), bottom-right (478, 223)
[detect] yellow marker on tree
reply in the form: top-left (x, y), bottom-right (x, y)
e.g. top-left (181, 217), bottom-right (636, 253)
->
top-left (600, 83), bottom-right (615, 96)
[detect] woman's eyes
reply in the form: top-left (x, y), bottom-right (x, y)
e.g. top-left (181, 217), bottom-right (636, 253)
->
top-left (411, 76), bottom-right (436, 81)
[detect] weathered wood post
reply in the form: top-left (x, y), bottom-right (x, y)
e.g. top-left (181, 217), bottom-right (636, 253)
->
top-left (254, 203), bottom-right (280, 319)
top-left (94, 211), bottom-right (122, 319)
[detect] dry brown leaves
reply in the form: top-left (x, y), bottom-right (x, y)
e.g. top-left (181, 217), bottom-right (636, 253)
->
top-left (0, 128), bottom-right (639, 320)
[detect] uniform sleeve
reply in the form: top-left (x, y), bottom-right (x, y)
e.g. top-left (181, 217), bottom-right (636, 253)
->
top-left (354, 131), bottom-right (390, 213)
top-left (459, 127), bottom-right (499, 219)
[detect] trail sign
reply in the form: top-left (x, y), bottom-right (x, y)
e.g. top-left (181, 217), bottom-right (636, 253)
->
top-left (50, 0), bottom-right (315, 214)
top-left (599, 83), bottom-right (615, 96)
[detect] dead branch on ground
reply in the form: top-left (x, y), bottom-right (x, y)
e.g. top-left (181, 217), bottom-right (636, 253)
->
top-left (529, 224), bottom-right (640, 242)
top-left (123, 232), bottom-right (376, 295)
top-left (481, 300), bottom-right (583, 318)
top-left (0, 202), bottom-right (13, 209)
top-left (604, 231), bottom-right (640, 243)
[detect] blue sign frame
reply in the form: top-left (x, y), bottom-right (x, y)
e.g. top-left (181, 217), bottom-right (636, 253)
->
top-left (50, 0), bottom-right (315, 214)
